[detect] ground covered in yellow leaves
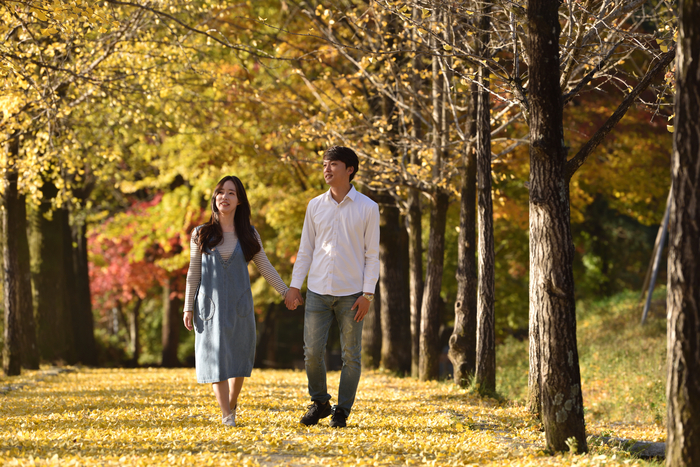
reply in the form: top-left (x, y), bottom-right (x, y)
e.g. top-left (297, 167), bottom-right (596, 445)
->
top-left (1, 368), bottom-right (663, 466)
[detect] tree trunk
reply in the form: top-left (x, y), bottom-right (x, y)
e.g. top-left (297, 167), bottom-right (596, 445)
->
top-left (419, 8), bottom-right (450, 382)
top-left (3, 163), bottom-right (23, 376)
top-left (474, 18), bottom-right (496, 392)
top-left (419, 190), bottom-right (449, 381)
top-left (448, 80), bottom-right (478, 387)
top-left (527, 0), bottom-right (587, 452)
top-left (378, 196), bottom-right (411, 374)
top-left (409, 5), bottom-right (425, 380)
top-left (72, 220), bottom-right (97, 365)
top-left (361, 278), bottom-right (382, 369)
top-left (161, 277), bottom-right (182, 367)
top-left (30, 183), bottom-right (77, 364)
top-left (407, 188), bottom-right (423, 379)
top-left (66, 214), bottom-right (97, 365)
top-left (129, 295), bottom-right (142, 366)
top-left (666, 0), bottom-right (700, 463)
top-left (527, 301), bottom-right (542, 416)
top-left (17, 188), bottom-right (39, 370)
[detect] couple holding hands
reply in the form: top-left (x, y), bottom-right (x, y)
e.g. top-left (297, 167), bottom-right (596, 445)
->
top-left (182, 146), bottom-right (380, 428)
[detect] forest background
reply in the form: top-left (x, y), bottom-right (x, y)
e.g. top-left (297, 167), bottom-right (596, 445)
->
top-left (0, 0), bottom-right (678, 444)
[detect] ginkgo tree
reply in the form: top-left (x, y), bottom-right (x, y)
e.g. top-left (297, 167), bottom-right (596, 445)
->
top-left (264, 0), bottom-right (677, 454)
top-left (1, 0), bottom-right (286, 373)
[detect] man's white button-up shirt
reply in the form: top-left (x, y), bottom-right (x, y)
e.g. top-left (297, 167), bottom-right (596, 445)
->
top-left (290, 185), bottom-right (380, 296)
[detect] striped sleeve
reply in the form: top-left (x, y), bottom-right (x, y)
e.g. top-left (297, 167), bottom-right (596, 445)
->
top-left (252, 229), bottom-right (289, 297)
top-left (183, 231), bottom-right (201, 312)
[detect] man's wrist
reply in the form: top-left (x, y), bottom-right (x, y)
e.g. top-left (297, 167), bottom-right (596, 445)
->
top-left (362, 293), bottom-right (374, 302)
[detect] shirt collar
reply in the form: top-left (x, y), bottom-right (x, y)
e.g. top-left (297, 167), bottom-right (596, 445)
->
top-left (325, 184), bottom-right (358, 203)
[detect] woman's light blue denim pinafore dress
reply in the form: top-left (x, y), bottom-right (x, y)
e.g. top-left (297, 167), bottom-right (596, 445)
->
top-left (193, 230), bottom-right (255, 384)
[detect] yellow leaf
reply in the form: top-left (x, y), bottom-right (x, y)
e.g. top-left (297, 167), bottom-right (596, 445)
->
top-left (34, 9), bottom-right (48, 21)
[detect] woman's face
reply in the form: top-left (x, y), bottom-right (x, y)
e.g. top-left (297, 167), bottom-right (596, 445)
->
top-left (215, 180), bottom-right (240, 216)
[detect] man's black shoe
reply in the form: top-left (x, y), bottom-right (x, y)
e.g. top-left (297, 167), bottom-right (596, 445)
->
top-left (329, 410), bottom-right (347, 428)
top-left (300, 401), bottom-right (332, 426)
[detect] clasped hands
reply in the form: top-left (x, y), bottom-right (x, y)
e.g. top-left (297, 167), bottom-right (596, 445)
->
top-left (284, 287), bottom-right (304, 310)
top-left (284, 287), bottom-right (371, 322)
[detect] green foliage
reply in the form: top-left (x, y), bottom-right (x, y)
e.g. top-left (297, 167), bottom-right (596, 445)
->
top-left (573, 198), bottom-right (660, 298)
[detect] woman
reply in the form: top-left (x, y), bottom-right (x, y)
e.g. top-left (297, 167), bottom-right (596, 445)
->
top-left (183, 175), bottom-right (299, 427)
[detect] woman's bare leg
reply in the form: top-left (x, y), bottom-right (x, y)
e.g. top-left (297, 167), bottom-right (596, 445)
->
top-left (228, 377), bottom-right (245, 410)
top-left (212, 381), bottom-right (231, 417)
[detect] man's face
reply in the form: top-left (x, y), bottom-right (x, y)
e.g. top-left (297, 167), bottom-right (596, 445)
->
top-left (323, 158), bottom-right (353, 186)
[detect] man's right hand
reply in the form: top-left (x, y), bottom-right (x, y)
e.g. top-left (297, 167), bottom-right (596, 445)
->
top-left (285, 287), bottom-right (303, 310)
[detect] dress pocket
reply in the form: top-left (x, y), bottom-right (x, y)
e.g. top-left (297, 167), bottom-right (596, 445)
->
top-left (196, 293), bottom-right (216, 321)
top-left (235, 289), bottom-right (254, 317)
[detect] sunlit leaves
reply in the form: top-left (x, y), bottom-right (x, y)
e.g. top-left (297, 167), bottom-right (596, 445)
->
top-left (0, 368), bottom-right (660, 466)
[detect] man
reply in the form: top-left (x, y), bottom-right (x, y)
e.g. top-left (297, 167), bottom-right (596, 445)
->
top-left (285, 146), bottom-right (380, 428)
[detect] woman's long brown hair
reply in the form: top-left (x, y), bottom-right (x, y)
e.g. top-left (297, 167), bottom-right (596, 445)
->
top-left (194, 175), bottom-right (261, 262)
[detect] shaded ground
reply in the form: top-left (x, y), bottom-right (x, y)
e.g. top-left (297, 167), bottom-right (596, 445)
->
top-left (1, 368), bottom-right (664, 466)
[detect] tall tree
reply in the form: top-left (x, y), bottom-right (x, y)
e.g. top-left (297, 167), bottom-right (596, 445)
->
top-left (408, 6), bottom-right (426, 380)
top-left (71, 219), bottom-right (98, 366)
top-left (2, 136), bottom-right (23, 376)
top-left (474, 3), bottom-right (496, 392)
top-left (448, 81), bottom-right (478, 387)
top-left (377, 195), bottom-right (411, 374)
top-left (30, 183), bottom-right (77, 364)
top-left (527, 0), bottom-right (587, 452)
top-left (419, 7), bottom-right (451, 381)
top-left (666, 0), bottom-right (700, 463)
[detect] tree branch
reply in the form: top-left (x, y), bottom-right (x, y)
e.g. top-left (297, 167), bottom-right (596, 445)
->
top-left (104, 0), bottom-right (274, 58)
top-left (565, 45), bottom-right (676, 181)
top-left (562, 41), bottom-right (622, 106)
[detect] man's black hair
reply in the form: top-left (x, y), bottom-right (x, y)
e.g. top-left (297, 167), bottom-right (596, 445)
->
top-left (323, 146), bottom-right (359, 182)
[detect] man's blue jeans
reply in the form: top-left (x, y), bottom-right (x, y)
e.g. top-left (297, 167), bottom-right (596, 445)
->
top-left (304, 290), bottom-right (364, 417)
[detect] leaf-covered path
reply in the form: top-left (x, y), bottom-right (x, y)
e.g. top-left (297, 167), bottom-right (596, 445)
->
top-left (1, 368), bottom-right (662, 466)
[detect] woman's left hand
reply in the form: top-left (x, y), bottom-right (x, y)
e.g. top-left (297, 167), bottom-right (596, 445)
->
top-left (183, 311), bottom-right (193, 331)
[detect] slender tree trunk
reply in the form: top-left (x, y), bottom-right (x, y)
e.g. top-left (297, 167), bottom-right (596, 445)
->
top-left (409, 5), bottom-right (425, 380)
top-left (419, 8), bottom-right (450, 382)
top-left (378, 196), bottom-right (411, 374)
top-left (474, 12), bottom-right (496, 391)
top-left (3, 158), bottom-right (22, 376)
top-left (30, 183), bottom-right (77, 364)
top-left (448, 80), bottom-right (478, 387)
top-left (72, 220), bottom-right (97, 365)
top-left (161, 277), bottom-right (181, 367)
top-left (407, 188), bottom-right (423, 378)
top-left (666, 0), bottom-right (700, 463)
top-left (17, 189), bottom-right (39, 370)
top-left (129, 295), bottom-right (142, 366)
top-left (527, 0), bottom-right (587, 452)
top-left (65, 211), bottom-right (96, 365)
top-left (419, 190), bottom-right (449, 381)
top-left (362, 278), bottom-right (382, 369)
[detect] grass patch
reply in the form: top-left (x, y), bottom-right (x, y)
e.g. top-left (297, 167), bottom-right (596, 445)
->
top-left (497, 288), bottom-right (667, 440)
